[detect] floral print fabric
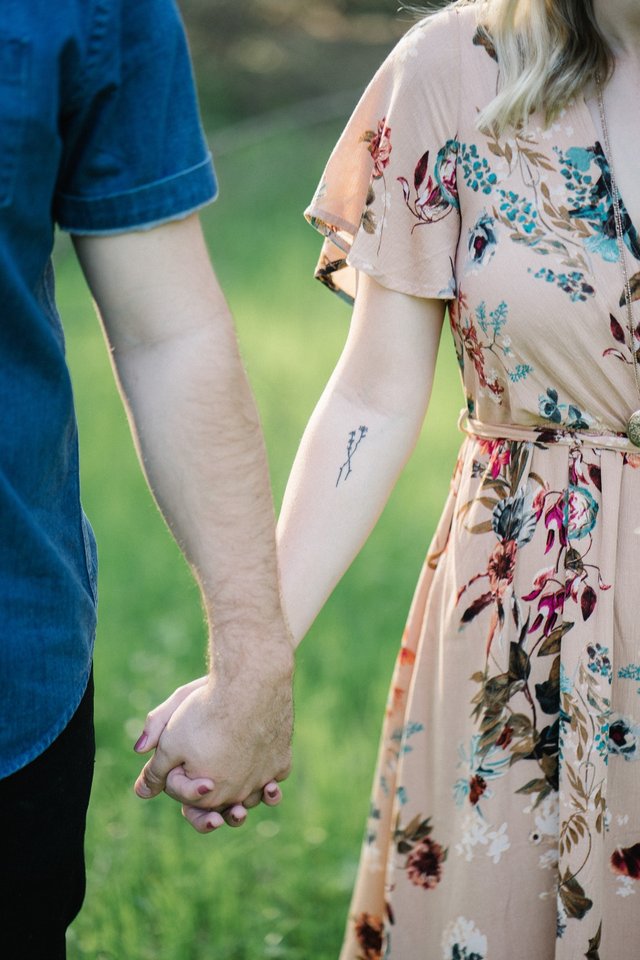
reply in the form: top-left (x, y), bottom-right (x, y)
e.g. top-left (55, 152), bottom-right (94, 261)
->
top-left (306, 6), bottom-right (640, 960)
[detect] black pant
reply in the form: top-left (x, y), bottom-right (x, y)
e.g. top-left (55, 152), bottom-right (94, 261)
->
top-left (0, 673), bottom-right (95, 960)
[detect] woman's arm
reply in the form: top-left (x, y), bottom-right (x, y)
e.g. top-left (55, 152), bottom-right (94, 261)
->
top-left (277, 274), bottom-right (446, 644)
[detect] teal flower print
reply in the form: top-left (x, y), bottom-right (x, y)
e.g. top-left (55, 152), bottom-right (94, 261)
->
top-left (434, 139), bottom-right (460, 208)
top-left (491, 486), bottom-right (537, 547)
top-left (530, 267), bottom-right (595, 302)
top-left (497, 189), bottom-right (539, 234)
top-left (566, 486), bottom-right (598, 540)
top-left (467, 212), bottom-right (497, 267)
top-left (458, 142), bottom-right (497, 194)
top-left (538, 388), bottom-right (593, 428)
top-left (564, 146), bottom-right (592, 172)
top-left (587, 643), bottom-right (612, 683)
top-left (556, 142), bottom-right (640, 263)
top-left (609, 714), bottom-right (640, 761)
top-left (539, 388), bottom-right (562, 423)
top-left (618, 663), bottom-right (640, 693)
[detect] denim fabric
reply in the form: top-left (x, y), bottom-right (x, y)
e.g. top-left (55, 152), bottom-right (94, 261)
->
top-left (0, 0), bottom-right (217, 777)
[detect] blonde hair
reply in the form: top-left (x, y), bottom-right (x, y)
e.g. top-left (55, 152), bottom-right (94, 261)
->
top-left (408, 0), bottom-right (613, 133)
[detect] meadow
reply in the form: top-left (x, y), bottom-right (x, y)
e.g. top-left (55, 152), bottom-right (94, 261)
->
top-left (60, 119), bottom-right (464, 958)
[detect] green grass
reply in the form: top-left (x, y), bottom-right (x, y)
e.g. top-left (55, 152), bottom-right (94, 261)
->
top-left (60, 121), bottom-right (464, 959)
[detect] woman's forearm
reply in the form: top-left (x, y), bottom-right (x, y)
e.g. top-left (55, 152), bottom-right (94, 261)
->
top-left (277, 276), bottom-right (446, 644)
top-left (277, 383), bottom-right (426, 643)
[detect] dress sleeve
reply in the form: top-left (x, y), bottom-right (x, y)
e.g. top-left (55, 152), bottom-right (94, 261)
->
top-left (53, 0), bottom-right (216, 235)
top-left (305, 9), bottom-right (461, 304)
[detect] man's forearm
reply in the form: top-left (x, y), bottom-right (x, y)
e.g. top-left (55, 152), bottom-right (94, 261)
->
top-left (116, 322), bottom-right (292, 673)
top-left (74, 217), bottom-right (293, 679)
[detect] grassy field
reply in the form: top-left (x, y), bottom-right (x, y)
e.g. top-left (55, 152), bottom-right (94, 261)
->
top-left (59, 121), bottom-right (463, 959)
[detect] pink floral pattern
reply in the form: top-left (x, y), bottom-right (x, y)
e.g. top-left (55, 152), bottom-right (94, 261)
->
top-left (361, 118), bottom-right (392, 179)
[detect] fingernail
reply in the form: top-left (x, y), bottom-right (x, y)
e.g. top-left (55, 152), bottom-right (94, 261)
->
top-left (134, 733), bottom-right (148, 752)
top-left (197, 784), bottom-right (211, 797)
top-left (266, 786), bottom-right (278, 799)
top-left (206, 820), bottom-right (218, 831)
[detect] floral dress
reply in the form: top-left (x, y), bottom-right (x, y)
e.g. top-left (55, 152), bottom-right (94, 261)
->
top-left (306, 6), bottom-right (640, 960)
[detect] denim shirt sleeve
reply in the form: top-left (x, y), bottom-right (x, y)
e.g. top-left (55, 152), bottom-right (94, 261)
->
top-left (53, 0), bottom-right (217, 234)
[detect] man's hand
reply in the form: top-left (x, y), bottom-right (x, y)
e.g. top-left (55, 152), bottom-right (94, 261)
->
top-left (133, 662), bottom-right (294, 833)
top-left (132, 677), bottom-right (278, 831)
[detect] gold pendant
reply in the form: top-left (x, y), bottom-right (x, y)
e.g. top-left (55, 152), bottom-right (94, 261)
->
top-left (628, 410), bottom-right (640, 447)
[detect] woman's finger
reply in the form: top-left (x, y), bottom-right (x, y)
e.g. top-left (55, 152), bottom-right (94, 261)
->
top-left (221, 803), bottom-right (248, 828)
top-left (182, 805), bottom-right (225, 835)
top-left (165, 765), bottom-right (216, 805)
top-left (261, 781), bottom-right (283, 807)
top-left (133, 676), bottom-right (208, 753)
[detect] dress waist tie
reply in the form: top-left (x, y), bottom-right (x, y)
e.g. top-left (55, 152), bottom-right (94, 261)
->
top-left (457, 409), bottom-right (637, 454)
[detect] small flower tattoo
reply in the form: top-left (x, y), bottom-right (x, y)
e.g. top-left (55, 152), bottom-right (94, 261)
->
top-left (336, 426), bottom-right (368, 487)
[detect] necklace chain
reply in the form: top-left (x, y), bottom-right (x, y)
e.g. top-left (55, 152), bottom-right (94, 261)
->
top-left (596, 74), bottom-right (640, 410)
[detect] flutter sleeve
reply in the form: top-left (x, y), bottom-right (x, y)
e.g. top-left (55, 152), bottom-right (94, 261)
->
top-left (305, 9), bottom-right (462, 304)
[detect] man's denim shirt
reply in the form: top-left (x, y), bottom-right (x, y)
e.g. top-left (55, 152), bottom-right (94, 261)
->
top-left (0, 0), bottom-right (217, 776)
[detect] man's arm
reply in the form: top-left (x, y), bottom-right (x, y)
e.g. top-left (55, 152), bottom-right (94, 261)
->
top-left (73, 213), bottom-right (294, 824)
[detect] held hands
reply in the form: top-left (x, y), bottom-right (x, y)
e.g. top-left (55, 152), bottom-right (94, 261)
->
top-left (133, 667), bottom-right (294, 833)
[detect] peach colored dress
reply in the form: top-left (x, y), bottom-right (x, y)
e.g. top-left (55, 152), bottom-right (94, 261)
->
top-left (306, 6), bottom-right (640, 959)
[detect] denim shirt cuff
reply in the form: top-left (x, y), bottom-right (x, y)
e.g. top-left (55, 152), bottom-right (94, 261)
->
top-left (55, 154), bottom-right (217, 235)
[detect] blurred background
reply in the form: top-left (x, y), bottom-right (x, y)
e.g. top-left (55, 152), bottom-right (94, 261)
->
top-left (60, 1), bottom-right (461, 957)
top-left (181, 0), bottom-right (408, 132)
